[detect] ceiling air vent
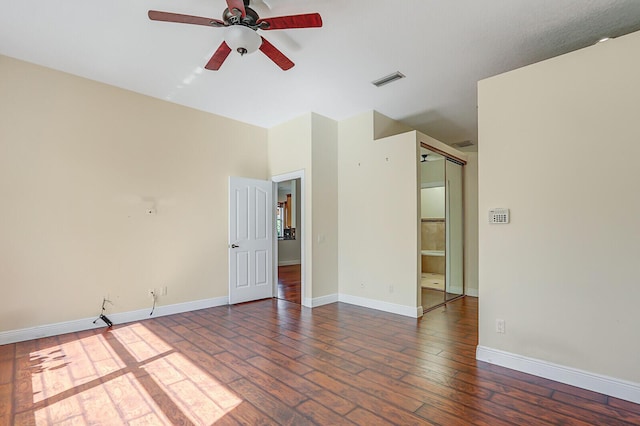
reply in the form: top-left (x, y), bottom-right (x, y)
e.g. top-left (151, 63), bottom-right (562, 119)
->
top-left (451, 140), bottom-right (475, 148)
top-left (372, 71), bottom-right (405, 87)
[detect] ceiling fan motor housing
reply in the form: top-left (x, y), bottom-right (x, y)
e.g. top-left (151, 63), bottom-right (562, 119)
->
top-left (224, 6), bottom-right (260, 28)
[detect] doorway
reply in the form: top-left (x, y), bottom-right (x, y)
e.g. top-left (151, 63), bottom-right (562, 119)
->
top-left (272, 171), bottom-right (305, 305)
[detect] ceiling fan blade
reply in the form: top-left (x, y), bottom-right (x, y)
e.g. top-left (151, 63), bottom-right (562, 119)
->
top-left (148, 10), bottom-right (225, 27)
top-left (257, 13), bottom-right (322, 30)
top-left (259, 37), bottom-right (294, 70)
top-left (226, 0), bottom-right (246, 18)
top-left (205, 42), bottom-right (232, 70)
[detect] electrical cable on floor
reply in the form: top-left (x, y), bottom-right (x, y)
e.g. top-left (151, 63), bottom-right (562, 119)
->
top-left (93, 298), bottom-right (114, 327)
top-left (149, 291), bottom-right (156, 316)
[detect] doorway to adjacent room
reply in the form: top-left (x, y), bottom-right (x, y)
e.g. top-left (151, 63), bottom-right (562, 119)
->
top-left (272, 172), bottom-right (304, 305)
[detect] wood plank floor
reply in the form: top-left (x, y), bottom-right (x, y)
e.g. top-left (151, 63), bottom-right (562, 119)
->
top-left (277, 265), bottom-right (301, 305)
top-left (2, 297), bottom-right (640, 425)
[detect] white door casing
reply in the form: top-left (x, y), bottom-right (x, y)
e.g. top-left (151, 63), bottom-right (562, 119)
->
top-left (229, 177), bottom-right (273, 304)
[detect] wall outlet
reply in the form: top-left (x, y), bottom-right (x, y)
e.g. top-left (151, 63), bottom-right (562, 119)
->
top-left (388, 284), bottom-right (394, 293)
top-left (161, 286), bottom-right (168, 296)
top-left (496, 319), bottom-right (506, 334)
top-left (148, 289), bottom-right (156, 299)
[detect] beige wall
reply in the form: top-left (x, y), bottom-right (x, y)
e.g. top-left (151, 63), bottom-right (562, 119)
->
top-left (0, 55), bottom-right (267, 332)
top-left (278, 239), bottom-right (300, 265)
top-left (463, 152), bottom-right (479, 296)
top-left (373, 111), bottom-right (413, 140)
top-left (268, 114), bottom-right (313, 300)
top-left (2, 55), bottom-right (478, 335)
top-left (421, 187), bottom-right (445, 219)
top-left (268, 114), bottom-right (313, 177)
top-left (310, 114), bottom-right (339, 299)
top-left (478, 31), bottom-right (640, 383)
top-left (338, 112), bottom-right (420, 309)
top-left (267, 112), bottom-right (339, 302)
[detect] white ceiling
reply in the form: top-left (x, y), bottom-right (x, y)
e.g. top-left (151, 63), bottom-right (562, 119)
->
top-left (2, 0), bottom-right (640, 147)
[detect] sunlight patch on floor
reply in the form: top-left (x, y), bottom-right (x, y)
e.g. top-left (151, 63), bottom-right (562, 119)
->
top-left (28, 323), bottom-right (242, 424)
top-left (35, 372), bottom-right (172, 424)
top-left (30, 333), bottom-right (125, 404)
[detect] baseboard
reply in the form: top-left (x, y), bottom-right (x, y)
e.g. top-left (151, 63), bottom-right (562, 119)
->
top-left (476, 346), bottom-right (640, 404)
top-left (278, 260), bottom-right (301, 266)
top-left (466, 287), bottom-right (479, 297)
top-left (0, 296), bottom-right (229, 345)
top-left (303, 293), bottom-right (338, 308)
top-left (338, 294), bottom-right (422, 318)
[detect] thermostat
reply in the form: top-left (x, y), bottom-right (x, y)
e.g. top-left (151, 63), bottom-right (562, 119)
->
top-left (489, 208), bottom-right (510, 224)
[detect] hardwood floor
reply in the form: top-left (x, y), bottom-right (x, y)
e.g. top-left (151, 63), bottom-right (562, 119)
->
top-left (2, 297), bottom-right (640, 425)
top-left (277, 264), bottom-right (301, 304)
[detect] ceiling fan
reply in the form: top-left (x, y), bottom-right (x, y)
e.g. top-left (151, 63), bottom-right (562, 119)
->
top-left (148, 0), bottom-right (322, 71)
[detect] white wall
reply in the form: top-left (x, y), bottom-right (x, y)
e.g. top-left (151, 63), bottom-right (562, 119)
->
top-left (478, 30), bottom-right (640, 396)
top-left (0, 55), bottom-right (267, 333)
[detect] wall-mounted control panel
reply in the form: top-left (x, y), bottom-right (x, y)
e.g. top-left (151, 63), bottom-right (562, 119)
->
top-left (489, 208), bottom-right (510, 224)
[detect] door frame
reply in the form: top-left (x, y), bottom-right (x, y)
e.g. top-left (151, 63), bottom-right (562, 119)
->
top-left (272, 170), bottom-right (306, 306)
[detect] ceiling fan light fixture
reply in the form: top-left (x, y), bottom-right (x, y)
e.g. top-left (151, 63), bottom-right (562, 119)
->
top-left (225, 25), bottom-right (262, 55)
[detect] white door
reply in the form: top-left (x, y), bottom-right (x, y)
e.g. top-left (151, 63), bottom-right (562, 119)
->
top-left (229, 176), bottom-right (273, 304)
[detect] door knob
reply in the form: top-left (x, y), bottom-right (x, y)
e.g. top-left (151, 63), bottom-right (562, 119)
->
top-left (231, 244), bottom-right (240, 248)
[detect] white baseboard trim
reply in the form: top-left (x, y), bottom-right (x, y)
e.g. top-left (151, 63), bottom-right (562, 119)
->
top-left (278, 259), bottom-right (301, 266)
top-left (303, 293), bottom-right (338, 308)
top-left (466, 288), bottom-right (479, 297)
top-left (476, 346), bottom-right (640, 404)
top-left (338, 294), bottom-right (422, 318)
top-left (0, 296), bottom-right (229, 345)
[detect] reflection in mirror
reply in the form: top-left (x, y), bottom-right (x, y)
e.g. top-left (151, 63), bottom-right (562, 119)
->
top-left (420, 148), bottom-right (446, 311)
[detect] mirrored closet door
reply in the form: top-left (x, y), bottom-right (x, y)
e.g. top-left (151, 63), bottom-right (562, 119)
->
top-left (419, 146), bottom-right (464, 311)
